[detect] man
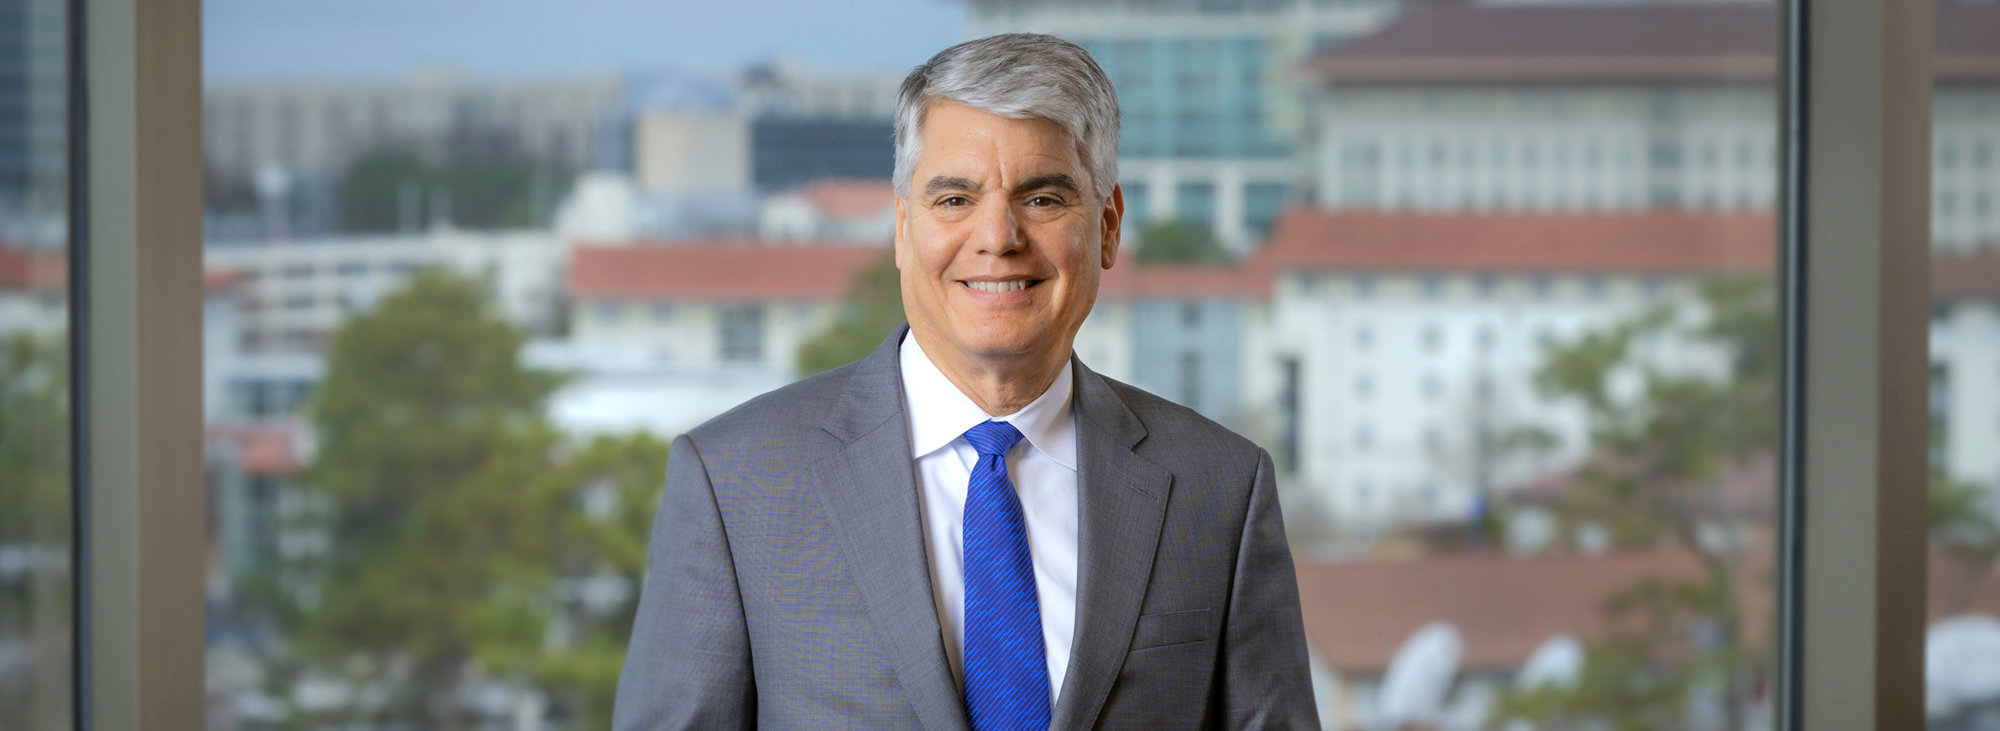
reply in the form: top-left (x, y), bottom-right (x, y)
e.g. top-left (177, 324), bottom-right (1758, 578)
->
top-left (613, 34), bottom-right (1318, 731)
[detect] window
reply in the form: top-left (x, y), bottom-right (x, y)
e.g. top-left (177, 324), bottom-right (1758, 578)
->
top-left (719, 305), bottom-right (766, 362)
top-left (0, 0), bottom-right (73, 722)
top-left (162, 0), bottom-right (1938, 727)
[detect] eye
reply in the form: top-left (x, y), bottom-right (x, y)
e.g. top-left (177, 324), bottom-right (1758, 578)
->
top-left (937, 195), bottom-right (971, 207)
top-left (1026, 194), bottom-right (1063, 207)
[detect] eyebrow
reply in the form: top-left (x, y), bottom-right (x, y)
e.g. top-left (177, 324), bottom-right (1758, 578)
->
top-left (1016, 173), bottom-right (1082, 196)
top-left (922, 175), bottom-right (979, 197)
top-left (920, 172), bottom-right (1085, 198)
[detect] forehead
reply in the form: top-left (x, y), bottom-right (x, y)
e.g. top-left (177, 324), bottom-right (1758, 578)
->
top-left (916, 103), bottom-right (1085, 177)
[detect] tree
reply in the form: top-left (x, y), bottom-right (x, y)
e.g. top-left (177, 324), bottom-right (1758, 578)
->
top-left (276, 270), bottom-right (670, 728)
top-left (297, 270), bottom-right (572, 728)
top-left (1490, 277), bottom-right (1779, 731)
top-left (797, 249), bottom-right (905, 376)
top-left (337, 149), bottom-right (563, 233)
top-left (0, 333), bottom-right (74, 731)
top-left (1136, 219), bottom-right (1230, 264)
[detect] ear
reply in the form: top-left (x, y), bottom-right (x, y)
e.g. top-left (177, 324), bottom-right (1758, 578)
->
top-left (1100, 184), bottom-right (1125, 270)
top-left (893, 194), bottom-right (908, 269)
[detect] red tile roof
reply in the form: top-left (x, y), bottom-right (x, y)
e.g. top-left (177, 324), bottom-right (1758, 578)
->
top-left (1934, 249), bottom-right (2000, 300)
top-left (1297, 548), bottom-right (1718, 673)
top-left (206, 423), bottom-right (303, 478)
top-left (570, 242), bottom-right (890, 301)
top-left (1309, 1), bottom-right (2000, 82)
top-left (0, 245), bottom-right (68, 292)
top-left (1258, 209), bottom-right (1776, 275)
top-left (1299, 542), bottom-right (2000, 675)
top-left (802, 178), bottom-right (896, 219)
top-left (205, 269), bottom-right (249, 292)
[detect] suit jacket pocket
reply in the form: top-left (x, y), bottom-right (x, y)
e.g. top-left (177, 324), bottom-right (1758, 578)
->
top-left (1129, 608), bottom-right (1213, 651)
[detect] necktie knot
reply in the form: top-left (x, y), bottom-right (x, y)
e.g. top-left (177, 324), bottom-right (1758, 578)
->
top-left (963, 420), bottom-right (1025, 458)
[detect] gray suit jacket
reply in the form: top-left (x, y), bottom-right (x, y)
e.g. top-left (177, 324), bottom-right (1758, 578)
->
top-left (613, 325), bottom-right (1319, 731)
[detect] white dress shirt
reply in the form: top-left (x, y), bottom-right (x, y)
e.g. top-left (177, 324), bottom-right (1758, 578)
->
top-left (899, 329), bottom-right (1079, 705)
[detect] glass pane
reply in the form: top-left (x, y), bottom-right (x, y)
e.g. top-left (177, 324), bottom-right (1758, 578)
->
top-left (1928, 3), bottom-right (2000, 729)
top-left (0, 0), bottom-right (74, 725)
top-left (202, 1), bottom-right (1781, 729)
top-left (1276, 4), bottom-right (1780, 727)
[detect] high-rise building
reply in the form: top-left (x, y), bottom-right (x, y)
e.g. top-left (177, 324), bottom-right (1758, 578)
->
top-left (966, 0), bottom-right (1402, 252)
top-left (0, 0), bottom-right (69, 246)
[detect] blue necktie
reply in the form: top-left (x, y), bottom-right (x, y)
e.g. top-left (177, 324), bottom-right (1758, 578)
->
top-left (960, 420), bottom-right (1051, 731)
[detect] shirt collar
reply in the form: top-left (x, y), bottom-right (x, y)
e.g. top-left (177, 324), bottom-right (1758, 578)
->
top-left (900, 329), bottom-right (1077, 470)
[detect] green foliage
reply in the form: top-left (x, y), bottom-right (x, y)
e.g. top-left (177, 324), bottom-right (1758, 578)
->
top-left (285, 270), bottom-right (662, 728)
top-left (1493, 277), bottom-right (1778, 731)
top-left (1932, 472), bottom-right (2000, 612)
top-left (338, 149), bottom-right (563, 233)
top-left (797, 250), bottom-right (906, 376)
top-left (0, 333), bottom-right (74, 730)
top-left (1135, 219), bottom-right (1230, 264)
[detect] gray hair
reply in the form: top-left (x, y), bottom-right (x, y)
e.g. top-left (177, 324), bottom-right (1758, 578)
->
top-left (893, 33), bottom-right (1121, 200)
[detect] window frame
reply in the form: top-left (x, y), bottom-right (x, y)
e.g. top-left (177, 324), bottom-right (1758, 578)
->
top-left (76, 0), bottom-right (1939, 728)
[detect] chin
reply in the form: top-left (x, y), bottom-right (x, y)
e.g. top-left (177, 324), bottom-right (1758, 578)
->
top-left (950, 321), bottom-right (1054, 359)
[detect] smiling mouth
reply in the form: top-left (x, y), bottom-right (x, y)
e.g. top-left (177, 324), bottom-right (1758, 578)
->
top-left (962, 279), bottom-right (1042, 293)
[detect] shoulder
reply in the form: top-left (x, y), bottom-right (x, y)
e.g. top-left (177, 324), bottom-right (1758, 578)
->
top-left (1093, 374), bottom-right (1266, 473)
top-left (682, 360), bottom-right (858, 456)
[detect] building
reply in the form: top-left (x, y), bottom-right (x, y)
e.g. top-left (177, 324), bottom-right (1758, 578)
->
top-left (203, 71), bottom-right (624, 183)
top-left (634, 113), bottom-right (752, 195)
top-left (1305, 0), bottom-right (2000, 250)
top-left (0, 242), bottom-right (65, 338)
top-left (568, 242), bottom-right (886, 370)
top-left (1257, 210), bottom-right (1774, 530)
top-left (966, 0), bottom-right (1401, 252)
top-left (1089, 259), bottom-right (1272, 430)
top-left (0, 0), bottom-right (67, 246)
top-left (759, 178), bottom-right (898, 242)
top-left (738, 61), bottom-right (901, 192)
top-left (203, 230), bottom-right (573, 353)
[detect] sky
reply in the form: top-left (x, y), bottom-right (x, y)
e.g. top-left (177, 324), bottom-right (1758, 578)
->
top-left (204, 0), bottom-right (968, 83)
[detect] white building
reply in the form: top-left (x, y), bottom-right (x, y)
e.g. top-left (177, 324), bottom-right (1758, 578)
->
top-left (203, 229), bottom-right (572, 353)
top-left (966, 0), bottom-right (1401, 252)
top-left (635, 113), bottom-right (752, 195)
top-left (1306, 0), bottom-right (2000, 251)
top-left (1930, 252), bottom-right (2000, 489)
top-left (759, 178), bottom-right (897, 243)
top-left (1256, 209), bottom-right (1773, 531)
top-left (203, 71), bottom-right (623, 182)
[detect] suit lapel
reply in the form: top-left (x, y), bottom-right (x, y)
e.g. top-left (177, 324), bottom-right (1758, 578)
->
top-left (1050, 361), bottom-right (1173, 731)
top-left (809, 325), bottom-right (970, 731)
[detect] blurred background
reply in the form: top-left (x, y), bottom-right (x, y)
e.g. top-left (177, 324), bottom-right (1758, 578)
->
top-left (4, 0), bottom-right (1999, 729)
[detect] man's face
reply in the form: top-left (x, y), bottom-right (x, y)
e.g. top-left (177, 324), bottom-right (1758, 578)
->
top-left (895, 102), bottom-right (1122, 366)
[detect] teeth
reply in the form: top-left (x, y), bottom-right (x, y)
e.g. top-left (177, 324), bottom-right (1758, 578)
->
top-left (969, 280), bottom-right (1029, 293)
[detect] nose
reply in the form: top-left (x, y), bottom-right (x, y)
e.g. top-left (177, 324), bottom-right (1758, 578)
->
top-left (971, 195), bottom-right (1025, 257)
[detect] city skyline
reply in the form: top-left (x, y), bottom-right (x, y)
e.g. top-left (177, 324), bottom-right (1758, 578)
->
top-left (203, 0), bottom-right (966, 83)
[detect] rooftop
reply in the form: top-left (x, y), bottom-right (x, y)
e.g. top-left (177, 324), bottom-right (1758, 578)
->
top-left (1258, 209), bottom-right (1777, 275)
top-left (799, 178), bottom-right (897, 219)
top-left (1309, 1), bottom-right (2000, 83)
top-left (570, 242), bottom-right (890, 301)
top-left (0, 244), bottom-right (68, 292)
